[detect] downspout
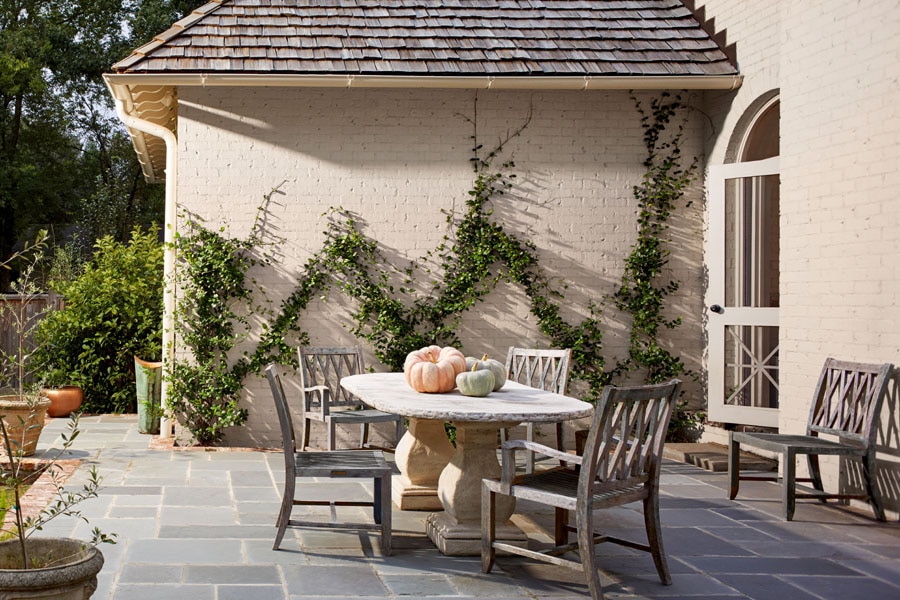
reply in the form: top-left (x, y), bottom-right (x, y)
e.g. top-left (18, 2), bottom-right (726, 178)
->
top-left (113, 96), bottom-right (177, 439)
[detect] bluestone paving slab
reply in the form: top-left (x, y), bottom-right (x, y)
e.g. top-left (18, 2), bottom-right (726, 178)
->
top-left (119, 563), bottom-right (183, 583)
top-left (125, 538), bottom-right (245, 563)
top-left (381, 573), bottom-right (459, 596)
top-left (695, 525), bottom-right (780, 543)
top-left (162, 485), bottom-right (233, 506)
top-left (218, 584), bottom-right (286, 600)
top-left (184, 564), bottom-right (281, 584)
top-left (111, 583), bottom-right (215, 600)
top-left (715, 574), bottom-right (829, 600)
top-left (783, 574), bottom-right (900, 600)
top-left (282, 565), bottom-right (389, 596)
top-left (160, 505), bottom-right (237, 525)
top-left (28, 416), bottom-right (900, 600)
top-left (159, 524), bottom-right (273, 539)
top-left (679, 555), bottom-right (863, 577)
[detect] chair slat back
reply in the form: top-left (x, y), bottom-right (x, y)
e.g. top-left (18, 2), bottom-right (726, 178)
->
top-left (579, 380), bottom-right (680, 499)
top-left (807, 358), bottom-right (893, 444)
top-left (505, 347), bottom-right (572, 394)
top-left (298, 346), bottom-right (366, 408)
top-left (265, 364), bottom-right (296, 469)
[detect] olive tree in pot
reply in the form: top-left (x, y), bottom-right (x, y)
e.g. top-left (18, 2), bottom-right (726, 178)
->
top-left (1, 233), bottom-right (52, 456)
top-left (0, 235), bottom-right (115, 597)
top-left (0, 413), bottom-right (115, 598)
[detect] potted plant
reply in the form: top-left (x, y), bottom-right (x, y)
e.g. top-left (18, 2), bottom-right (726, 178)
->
top-left (1, 233), bottom-right (52, 455)
top-left (0, 412), bottom-right (115, 597)
top-left (36, 366), bottom-right (84, 419)
top-left (0, 234), bottom-right (115, 597)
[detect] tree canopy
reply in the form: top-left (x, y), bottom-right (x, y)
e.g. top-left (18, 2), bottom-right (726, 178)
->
top-left (0, 0), bottom-right (202, 290)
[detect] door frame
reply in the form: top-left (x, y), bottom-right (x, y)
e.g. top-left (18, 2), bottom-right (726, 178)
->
top-left (707, 157), bottom-right (780, 427)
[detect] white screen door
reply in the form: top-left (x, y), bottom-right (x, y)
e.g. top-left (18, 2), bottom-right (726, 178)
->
top-left (707, 157), bottom-right (780, 427)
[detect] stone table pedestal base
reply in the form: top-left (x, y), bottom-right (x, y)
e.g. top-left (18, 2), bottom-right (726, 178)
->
top-left (392, 418), bottom-right (454, 511)
top-left (425, 421), bottom-right (528, 555)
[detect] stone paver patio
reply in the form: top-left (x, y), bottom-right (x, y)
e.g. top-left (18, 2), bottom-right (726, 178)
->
top-left (31, 415), bottom-right (900, 599)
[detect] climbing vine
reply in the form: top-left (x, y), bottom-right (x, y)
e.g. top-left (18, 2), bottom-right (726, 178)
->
top-left (167, 195), bottom-right (279, 445)
top-left (172, 93), bottom-right (697, 443)
top-left (241, 103), bottom-right (610, 402)
top-left (613, 92), bottom-right (697, 384)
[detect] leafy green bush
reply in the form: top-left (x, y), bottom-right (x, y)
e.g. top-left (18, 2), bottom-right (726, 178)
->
top-left (31, 227), bottom-right (163, 413)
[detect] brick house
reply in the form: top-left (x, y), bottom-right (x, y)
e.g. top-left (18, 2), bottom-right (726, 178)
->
top-left (106, 0), bottom-right (900, 517)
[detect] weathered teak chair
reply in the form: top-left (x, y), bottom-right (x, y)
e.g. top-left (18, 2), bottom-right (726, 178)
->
top-left (265, 364), bottom-right (392, 555)
top-left (483, 380), bottom-right (681, 600)
top-left (729, 358), bottom-right (893, 521)
top-left (502, 347), bottom-right (573, 473)
top-left (298, 346), bottom-right (404, 451)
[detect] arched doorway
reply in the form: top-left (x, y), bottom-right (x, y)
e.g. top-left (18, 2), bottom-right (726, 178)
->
top-left (707, 95), bottom-right (780, 427)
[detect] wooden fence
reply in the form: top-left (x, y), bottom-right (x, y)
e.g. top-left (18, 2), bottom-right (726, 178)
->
top-left (0, 293), bottom-right (65, 390)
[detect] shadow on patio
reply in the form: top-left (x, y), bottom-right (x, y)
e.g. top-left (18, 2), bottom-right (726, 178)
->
top-left (30, 415), bottom-right (900, 600)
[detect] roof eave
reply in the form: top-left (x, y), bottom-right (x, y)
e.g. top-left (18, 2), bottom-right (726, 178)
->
top-left (105, 72), bottom-right (743, 91)
top-left (105, 71), bottom-right (742, 183)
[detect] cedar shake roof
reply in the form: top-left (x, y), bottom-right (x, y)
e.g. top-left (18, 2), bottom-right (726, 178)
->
top-left (106, 0), bottom-right (739, 182)
top-left (112, 0), bottom-right (738, 77)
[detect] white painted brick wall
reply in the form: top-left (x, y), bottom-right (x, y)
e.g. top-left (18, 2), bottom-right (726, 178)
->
top-left (701, 0), bottom-right (900, 516)
top-left (176, 88), bottom-right (706, 448)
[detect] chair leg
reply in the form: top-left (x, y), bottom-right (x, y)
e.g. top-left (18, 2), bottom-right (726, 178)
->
top-left (728, 433), bottom-right (740, 500)
top-left (554, 507), bottom-right (569, 547)
top-left (360, 422), bottom-right (369, 449)
top-left (374, 477), bottom-right (383, 525)
top-left (861, 453), bottom-right (886, 521)
top-left (643, 491), bottom-right (671, 585)
top-left (273, 477), bottom-right (295, 550)
top-left (576, 506), bottom-right (603, 600)
top-left (301, 417), bottom-right (311, 451)
top-left (807, 454), bottom-right (826, 502)
top-left (328, 420), bottom-right (337, 451)
top-left (379, 473), bottom-right (392, 555)
top-left (525, 423), bottom-right (535, 474)
top-left (555, 421), bottom-right (566, 467)
top-left (481, 482), bottom-right (496, 573)
top-left (783, 449), bottom-right (796, 521)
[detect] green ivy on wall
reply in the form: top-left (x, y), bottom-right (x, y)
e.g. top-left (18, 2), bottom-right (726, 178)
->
top-left (613, 92), bottom-right (697, 383)
top-left (171, 93), bottom-right (697, 443)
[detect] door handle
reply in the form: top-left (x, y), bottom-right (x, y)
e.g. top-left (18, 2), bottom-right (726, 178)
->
top-left (709, 304), bottom-right (724, 314)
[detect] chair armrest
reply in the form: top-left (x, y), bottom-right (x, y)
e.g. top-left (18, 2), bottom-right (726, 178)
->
top-left (499, 439), bottom-right (583, 486)
top-left (301, 386), bottom-right (330, 416)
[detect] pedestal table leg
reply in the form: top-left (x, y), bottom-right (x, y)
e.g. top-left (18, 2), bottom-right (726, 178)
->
top-left (393, 417), bottom-right (454, 510)
top-left (425, 421), bottom-right (527, 555)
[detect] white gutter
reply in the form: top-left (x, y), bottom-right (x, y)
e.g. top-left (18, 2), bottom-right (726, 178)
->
top-left (104, 72), bottom-right (743, 91)
top-left (111, 93), bottom-right (177, 440)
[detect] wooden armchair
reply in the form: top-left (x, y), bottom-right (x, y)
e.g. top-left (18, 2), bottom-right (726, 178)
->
top-left (729, 358), bottom-right (893, 521)
top-left (482, 380), bottom-right (681, 600)
top-left (265, 365), bottom-right (392, 554)
top-left (502, 347), bottom-right (573, 473)
top-left (298, 346), bottom-right (404, 451)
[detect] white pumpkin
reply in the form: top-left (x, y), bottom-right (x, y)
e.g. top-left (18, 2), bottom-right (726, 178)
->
top-left (464, 354), bottom-right (506, 391)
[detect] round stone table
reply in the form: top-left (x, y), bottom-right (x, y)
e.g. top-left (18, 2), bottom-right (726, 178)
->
top-left (340, 372), bottom-right (592, 556)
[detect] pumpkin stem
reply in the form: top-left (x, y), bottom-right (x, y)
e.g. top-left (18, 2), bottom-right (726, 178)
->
top-left (481, 354), bottom-right (488, 361)
top-left (425, 351), bottom-right (436, 363)
top-left (471, 364), bottom-right (479, 372)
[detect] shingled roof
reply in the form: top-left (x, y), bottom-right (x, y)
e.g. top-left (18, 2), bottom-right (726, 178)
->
top-left (113, 0), bottom-right (738, 77)
top-left (105, 0), bottom-right (739, 183)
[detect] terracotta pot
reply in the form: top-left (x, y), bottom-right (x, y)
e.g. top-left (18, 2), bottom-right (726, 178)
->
top-left (0, 537), bottom-right (104, 598)
top-left (0, 395), bottom-right (52, 456)
top-left (43, 386), bottom-right (84, 418)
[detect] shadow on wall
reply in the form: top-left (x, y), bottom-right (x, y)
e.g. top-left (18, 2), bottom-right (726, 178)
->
top-left (847, 370), bottom-right (900, 520)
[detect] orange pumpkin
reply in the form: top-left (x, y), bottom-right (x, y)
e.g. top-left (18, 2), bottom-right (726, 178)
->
top-left (404, 345), bottom-right (467, 393)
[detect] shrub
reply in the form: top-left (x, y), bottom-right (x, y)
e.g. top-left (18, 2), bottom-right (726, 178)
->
top-left (31, 226), bottom-right (163, 413)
